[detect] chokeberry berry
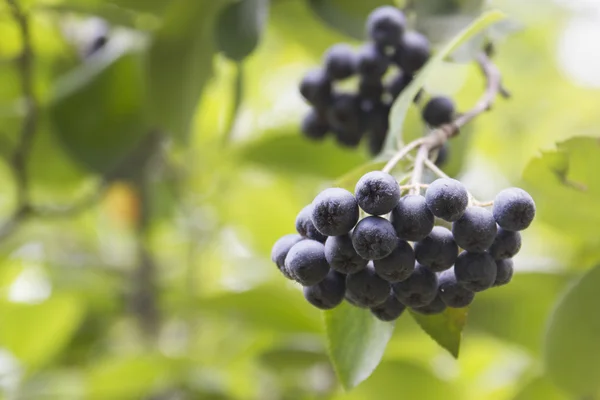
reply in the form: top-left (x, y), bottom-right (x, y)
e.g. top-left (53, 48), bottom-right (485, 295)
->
top-left (414, 226), bottom-right (458, 272)
top-left (373, 239), bottom-right (415, 282)
top-left (324, 234), bottom-right (369, 274)
top-left (303, 269), bottom-right (346, 309)
top-left (351, 216), bottom-right (398, 260)
top-left (285, 240), bottom-right (330, 286)
top-left (391, 195), bottom-right (434, 241)
top-left (311, 188), bottom-right (359, 236)
top-left (452, 207), bottom-right (497, 253)
top-left (422, 96), bottom-right (455, 127)
top-left (355, 171), bottom-right (400, 216)
top-left (493, 188), bottom-right (536, 231)
top-left (425, 178), bottom-right (468, 222)
top-left (454, 251), bottom-right (496, 292)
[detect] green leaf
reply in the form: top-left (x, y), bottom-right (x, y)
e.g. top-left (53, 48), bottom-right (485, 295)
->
top-left (199, 285), bottom-right (322, 333)
top-left (215, 0), bottom-right (269, 61)
top-left (236, 132), bottom-right (367, 179)
top-left (259, 346), bottom-right (328, 370)
top-left (146, 0), bottom-right (231, 140)
top-left (103, 0), bottom-right (170, 14)
top-left (544, 264), bottom-right (600, 397)
top-left (523, 137), bottom-right (600, 266)
top-left (334, 360), bottom-right (460, 400)
top-left (49, 52), bottom-right (148, 174)
top-left (0, 294), bottom-right (85, 369)
top-left (324, 302), bottom-right (395, 390)
top-left (383, 10), bottom-right (506, 154)
top-left (409, 307), bottom-right (468, 358)
top-left (86, 354), bottom-right (173, 399)
top-left (513, 376), bottom-right (570, 400)
top-left (332, 161), bottom-right (388, 192)
top-left (469, 272), bottom-right (570, 355)
top-left (307, 0), bottom-right (394, 40)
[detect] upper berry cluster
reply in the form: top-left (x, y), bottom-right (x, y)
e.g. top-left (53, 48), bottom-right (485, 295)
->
top-left (272, 172), bottom-right (535, 321)
top-left (299, 6), bottom-right (456, 156)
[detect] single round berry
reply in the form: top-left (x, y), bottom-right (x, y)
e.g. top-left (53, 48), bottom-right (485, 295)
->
top-left (296, 204), bottom-right (327, 243)
top-left (345, 262), bottom-right (390, 307)
top-left (412, 293), bottom-right (447, 315)
top-left (425, 178), bottom-right (469, 222)
top-left (366, 103), bottom-right (389, 156)
top-left (388, 72), bottom-right (412, 100)
top-left (452, 207), bottom-right (498, 253)
top-left (366, 6), bottom-right (406, 48)
top-left (311, 188), bottom-right (359, 237)
top-left (299, 69), bottom-right (332, 109)
top-left (326, 93), bottom-right (362, 131)
top-left (355, 171), bottom-right (400, 216)
top-left (345, 290), bottom-right (368, 308)
top-left (323, 44), bottom-right (357, 81)
top-left (493, 188), bottom-right (536, 231)
top-left (454, 251), bottom-right (497, 292)
top-left (373, 239), bottom-right (415, 282)
top-left (332, 125), bottom-right (364, 148)
top-left (324, 234), bottom-right (369, 274)
top-left (359, 78), bottom-right (384, 102)
top-left (357, 43), bottom-right (389, 78)
top-left (391, 195), bottom-right (435, 241)
top-left (285, 240), bottom-right (330, 286)
top-left (370, 291), bottom-right (406, 321)
top-left (303, 270), bottom-right (346, 310)
top-left (494, 258), bottom-right (514, 287)
top-left (438, 268), bottom-right (475, 308)
top-left (271, 234), bottom-right (303, 279)
top-left (301, 109), bottom-right (329, 140)
top-left (414, 226), bottom-right (458, 272)
top-left (351, 216), bottom-right (398, 260)
top-left (394, 31), bottom-right (430, 73)
top-left (489, 227), bottom-right (522, 260)
top-left (392, 264), bottom-right (438, 307)
top-left (422, 96), bottom-right (455, 127)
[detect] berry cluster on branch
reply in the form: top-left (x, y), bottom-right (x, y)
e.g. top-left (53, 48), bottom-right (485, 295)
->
top-left (272, 174), bottom-right (535, 320)
top-left (299, 6), bottom-right (457, 156)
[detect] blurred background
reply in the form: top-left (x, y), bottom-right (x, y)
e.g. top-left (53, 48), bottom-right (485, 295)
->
top-left (0, 0), bottom-right (599, 399)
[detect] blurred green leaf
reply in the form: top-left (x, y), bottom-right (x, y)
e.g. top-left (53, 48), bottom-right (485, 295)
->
top-left (469, 272), bottom-right (569, 355)
top-left (307, 0), bottom-right (393, 40)
top-left (409, 307), bottom-right (467, 358)
top-left (384, 10), bottom-right (506, 154)
top-left (334, 360), bottom-right (460, 400)
top-left (199, 285), bottom-right (322, 333)
top-left (104, 0), bottom-right (170, 14)
top-left (324, 302), bottom-right (395, 390)
top-left (414, 0), bottom-right (486, 46)
top-left (333, 161), bottom-right (388, 192)
top-left (147, 0), bottom-right (231, 140)
top-left (86, 354), bottom-right (172, 399)
top-left (513, 376), bottom-right (570, 400)
top-left (215, 0), bottom-right (269, 61)
top-left (49, 52), bottom-right (147, 174)
top-left (0, 294), bottom-right (84, 369)
top-left (237, 132), bottom-right (367, 178)
top-left (544, 265), bottom-right (600, 397)
top-left (260, 346), bottom-right (328, 370)
top-left (523, 137), bottom-right (600, 265)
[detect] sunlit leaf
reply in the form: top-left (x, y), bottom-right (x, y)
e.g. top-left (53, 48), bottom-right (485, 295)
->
top-left (409, 307), bottom-right (467, 358)
top-left (236, 132), bottom-right (367, 179)
top-left (0, 294), bottom-right (85, 369)
top-left (544, 264), bottom-right (600, 397)
top-left (324, 302), bottom-right (395, 389)
top-left (523, 137), bottom-right (600, 266)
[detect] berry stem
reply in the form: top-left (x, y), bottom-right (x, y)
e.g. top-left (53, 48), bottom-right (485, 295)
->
top-left (410, 144), bottom-right (429, 195)
top-left (382, 137), bottom-right (426, 174)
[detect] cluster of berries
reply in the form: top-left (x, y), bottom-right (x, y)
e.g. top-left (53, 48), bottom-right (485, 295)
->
top-left (299, 6), bottom-right (456, 156)
top-left (271, 171), bottom-right (535, 321)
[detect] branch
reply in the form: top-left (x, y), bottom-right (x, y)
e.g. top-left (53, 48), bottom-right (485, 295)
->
top-left (391, 53), bottom-right (507, 188)
top-left (382, 138), bottom-right (426, 174)
top-left (6, 0), bottom-right (37, 204)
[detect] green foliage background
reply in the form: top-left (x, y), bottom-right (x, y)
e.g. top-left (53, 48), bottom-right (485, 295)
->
top-left (0, 0), bottom-right (597, 399)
